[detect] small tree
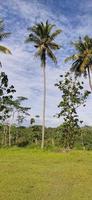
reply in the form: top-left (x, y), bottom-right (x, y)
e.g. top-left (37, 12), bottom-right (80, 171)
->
top-left (55, 72), bottom-right (90, 149)
top-left (0, 72), bottom-right (16, 121)
top-left (15, 97), bottom-right (31, 126)
top-left (4, 96), bottom-right (31, 146)
top-left (0, 71), bottom-right (16, 146)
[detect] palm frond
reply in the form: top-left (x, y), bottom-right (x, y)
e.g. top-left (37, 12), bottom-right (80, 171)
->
top-left (25, 33), bottom-right (41, 45)
top-left (84, 35), bottom-right (92, 49)
top-left (80, 57), bottom-right (89, 72)
top-left (71, 61), bottom-right (87, 77)
top-left (65, 54), bottom-right (80, 62)
top-left (47, 47), bottom-right (57, 63)
top-left (0, 32), bottom-right (11, 41)
top-left (49, 42), bottom-right (61, 50)
top-left (28, 26), bottom-right (41, 38)
top-left (0, 19), bottom-right (4, 32)
top-left (71, 37), bottom-right (86, 53)
top-left (45, 21), bottom-right (55, 35)
top-left (50, 29), bottom-right (62, 40)
top-left (0, 19), bottom-right (11, 41)
top-left (0, 45), bottom-right (11, 54)
top-left (37, 23), bottom-right (44, 38)
top-left (34, 47), bottom-right (42, 57)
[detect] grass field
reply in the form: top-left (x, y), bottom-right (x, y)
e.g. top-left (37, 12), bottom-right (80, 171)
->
top-left (0, 148), bottom-right (92, 200)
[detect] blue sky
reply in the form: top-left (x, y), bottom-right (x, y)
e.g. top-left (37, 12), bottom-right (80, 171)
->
top-left (0, 0), bottom-right (92, 127)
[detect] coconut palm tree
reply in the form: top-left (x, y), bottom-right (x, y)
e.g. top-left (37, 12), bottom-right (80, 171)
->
top-left (65, 36), bottom-right (92, 91)
top-left (0, 19), bottom-right (11, 56)
top-left (26, 20), bottom-right (61, 148)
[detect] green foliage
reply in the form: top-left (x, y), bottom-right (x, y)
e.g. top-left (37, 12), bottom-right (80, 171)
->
top-left (76, 126), bottom-right (92, 150)
top-left (0, 72), bottom-right (16, 121)
top-left (0, 19), bottom-right (11, 40)
top-left (26, 20), bottom-right (61, 66)
top-left (65, 36), bottom-right (92, 90)
top-left (0, 123), bottom-right (92, 149)
top-left (8, 96), bottom-right (31, 126)
top-left (55, 72), bottom-right (90, 149)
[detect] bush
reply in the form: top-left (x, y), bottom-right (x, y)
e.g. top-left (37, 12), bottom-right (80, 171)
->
top-left (17, 137), bottom-right (29, 147)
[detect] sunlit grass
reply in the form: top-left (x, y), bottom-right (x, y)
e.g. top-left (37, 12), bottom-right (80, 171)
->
top-left (0, 148), bottom-right (92, 200)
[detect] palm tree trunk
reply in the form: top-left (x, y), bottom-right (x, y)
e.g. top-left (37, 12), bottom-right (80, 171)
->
top-left (2, 125), bottom-right (5, 146)
top-left (9, 125), bottom-right (11, 146)
top-left (88, 67), bottom-right (92, 91)
top-left (41, 66), bottom-right (46, 149)
top-left (4, 126), bottom-right (7, 146)
top-left (81, 131), bottom-right (85, 150)
top-left (8, 111), bottom-right (14, 146)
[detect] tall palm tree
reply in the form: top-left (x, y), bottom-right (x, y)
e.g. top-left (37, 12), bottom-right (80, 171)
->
top-left (65, 36), bottom-right (92, 91)
top-left (26, 20), bottom-right (61, 148)
top-left (0, 19), bottom-right (11, 56)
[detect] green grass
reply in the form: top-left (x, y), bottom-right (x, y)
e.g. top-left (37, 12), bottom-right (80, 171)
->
top-left (0, 148), bottom-right (92, 200)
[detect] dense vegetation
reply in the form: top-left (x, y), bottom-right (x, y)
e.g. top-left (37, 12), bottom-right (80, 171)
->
top-left (0, 124), bottom-right (92, 150)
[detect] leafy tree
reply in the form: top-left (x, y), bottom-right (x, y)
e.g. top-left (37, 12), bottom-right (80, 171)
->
top-left (0, 72), bottom-right (16, 121)
top-left (30, 125), bottom-right (42, 145)
top-left (7, 96), bottom-right (31, 129)
top-left (0, 72), bottom-right (16, 146)
top-left (25, 20), bottom-right (61, 148)
top-left (80, 126), bottom-right (92, 150)
top-left (65, 36), bottom-right (92, 91)
top-left (15, 97), bottom-right (31, 126)
top-left (55, 72), bottom-right (90, 149)
top-left (3, 96), bottom-right (31, 146)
